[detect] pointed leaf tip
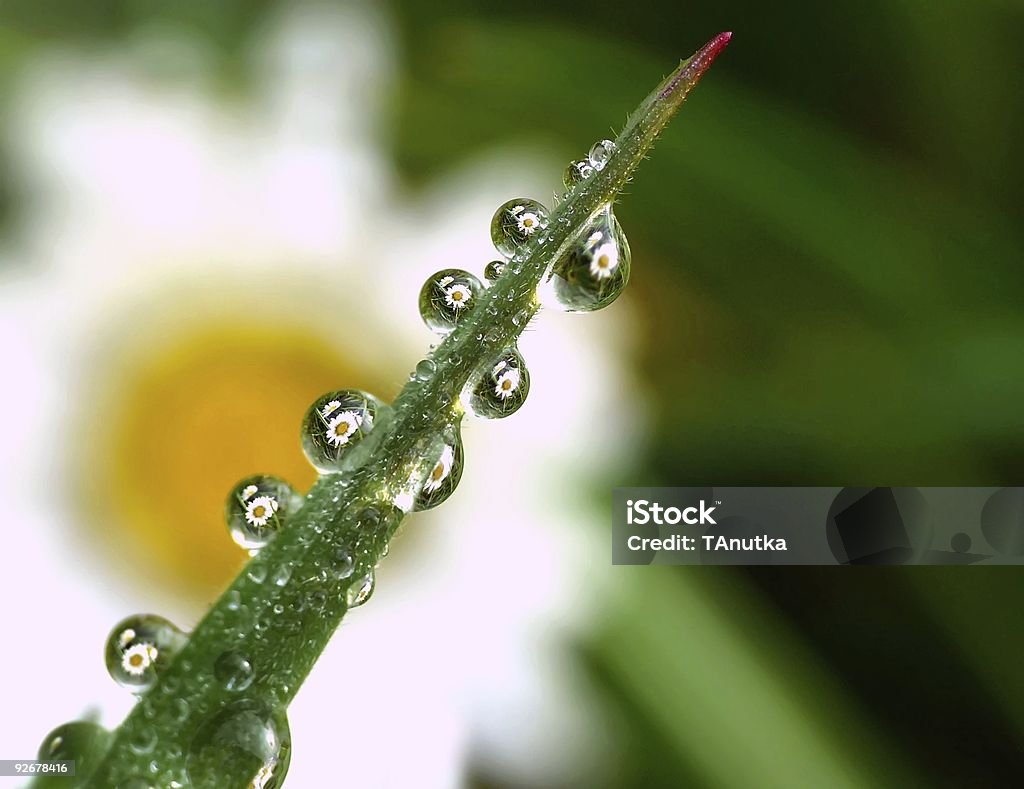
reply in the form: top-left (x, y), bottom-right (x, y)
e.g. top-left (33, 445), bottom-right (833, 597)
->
top-left (657, 32), bottom-right (733, 100)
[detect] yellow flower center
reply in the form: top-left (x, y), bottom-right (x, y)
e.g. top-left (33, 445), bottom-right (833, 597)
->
top-left (501, 379), bottom-right (513, 391)
top-left (87, 317), bottom-right (396, 601)
top-left (335, 421), bottom-right (351, 436)
top-left (431, 462), bottom-right (445, 482)
top-left (253, 505), bottom-right (266, 519)
top-left (129, 653), bottom-right (144, 668)
top-left (452, 291), bottom-right (463, 301)
top-left (597, 254), bottom-right (611, 269)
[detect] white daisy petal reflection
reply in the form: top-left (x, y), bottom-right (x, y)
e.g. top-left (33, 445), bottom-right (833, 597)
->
top-left (324, 409), bottom-right (362, 448)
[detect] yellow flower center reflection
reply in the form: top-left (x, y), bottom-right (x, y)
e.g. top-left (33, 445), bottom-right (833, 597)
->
top-left (85, 320), bottom-right (394, 601)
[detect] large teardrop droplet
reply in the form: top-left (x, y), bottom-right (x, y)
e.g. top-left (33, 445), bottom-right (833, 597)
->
top-left (225, 475), bottom-right (302, 551)
top-left (38, 721), bottom-right (112, 783)
top-left (414, 425), bottom-right (464, 511)
top-left (346, 571), bottom-right (375, 608)
top-left (463, 347), bottom-right (530, 419)
top-left (187, 700), bottom-right (291, 789)
top-left (490, 198), bottom-right (549, 258)
top-left (105, 614), bottom-right (187, 693)
top-left (301, 390), bottom-right (384, 473)
top-left (418, 268), bottom-right (483, 334)
top-left (540, 206), bottom-right (630, 312)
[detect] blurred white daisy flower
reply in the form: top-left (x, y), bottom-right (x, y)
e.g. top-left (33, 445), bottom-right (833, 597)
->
top-left (0, 3), bottom-right (643, 787)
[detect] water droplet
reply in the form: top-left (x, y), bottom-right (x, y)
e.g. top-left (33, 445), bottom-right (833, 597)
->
top-left (215, 651), bottom-right (254, 692)
top-left (483, 260), bottom-right (506, 282)
top-left (39, 721), bottom-right (111, 780)
top-left (356, 506), bottom-right (383, 530)
top-left (301, 390), bottom-right (384, 473)
top-left (490, 198), bottom-right (549, 257)
top-left (563, 158), bottom-right (594, 189)
top-left (247, 563), bottom-right (268, 584)
top-left (463, 348), bottom-right (530, 419)
top-left (414, 427), bottom-right (464, 511)
top-left (170, 698), bottom-right (190, 724)
top-left (271, 564), bottom-right (292, 588)
top-left (328, 548), bottom-right (353, 583)
top-left (129, 727), bottom-right (158, 755)
top-left (588, 139), bottom-right (616, 170)
top-left (540, 206), bottom-right (630, 312)
top-left (226, 590), bottom-right (241, 610)
top-left (418, 269), bottom-right (483, 334)
top-left (225, 475), bottom-right (302, 551)
top-left (414, 358), bottom-right (436, 381)
top-left (105, 615), bottom-right (186, 693)
top-left (346, 572), bottom-right (375, 608)
top-left (187, 701), bottom-right (290, 789)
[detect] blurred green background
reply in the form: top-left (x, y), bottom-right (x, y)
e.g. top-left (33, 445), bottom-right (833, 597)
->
top-left (2, 0), bottom-right (1023, 787)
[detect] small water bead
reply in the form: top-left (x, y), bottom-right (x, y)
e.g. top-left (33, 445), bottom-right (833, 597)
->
top-left (225, 475), bottom-right (301, 551)
top-left (464, 347), bottom-right (531, 419)
top-left (171, 698), bottom-right (190, 723)
top-left (187, 700), bottom-right (291, 789)
top-left (542, 206), bottom-right (631, 312)
top-left (39, 721), bottom-right (112, 781)
top-left (105, 614), bottom-right (186, 693)
top-left (271, 564), bottom-right (292, 587)
top-left (301, 389), bottom-right (383, 473)
top-left (418, 269), bottom-right (483, 334)
top-left (333, 550), bottom-right (355, 578)
top-left (484, 260), bottom-right (506, 282)
top-left (588, 138), bottom-right (616, 170)
top-left (129, 726), bottom-right (158, 755)
top-left (356, 505), bottom-right (383, 530)
top-left (414, 426), bottom-right (464, 511)
top-left (247, 563), bottom-right (268, 584)
top-left (490, 198), bottom-right (549, 257)
top-left (215, 650), bottom-right (255, 692)
top-left (414, 358), bottom-right (437, 381)
top-left (563, 158), bottom-right (594, 189)
top-left (346, 572), bottom-right (375, 608)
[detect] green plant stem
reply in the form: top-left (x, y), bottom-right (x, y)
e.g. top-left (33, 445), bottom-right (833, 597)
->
top-left (79, 33), bottom-right (731, 788)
